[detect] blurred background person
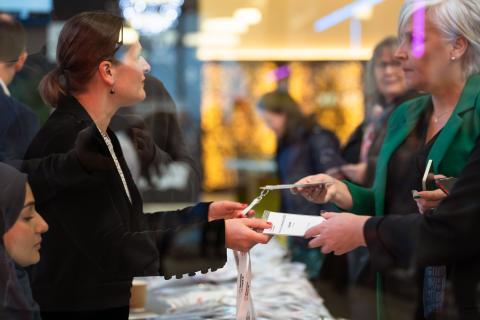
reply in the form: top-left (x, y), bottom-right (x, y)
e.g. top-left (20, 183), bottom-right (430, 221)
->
top-left (0, 162), bottom-right (48, 320)
top-left (339, 36), bottom-right (417, 187)
top-left (111, 75), bottom-right (201, 202)
top-left (331, 36), bottom-right (418, 320)
top-left (296, 0), bottom-right (480, 318)
top-left (258, 89), bottom-right (343, 279)
top-left (0, 14), bottom-right (39, 165)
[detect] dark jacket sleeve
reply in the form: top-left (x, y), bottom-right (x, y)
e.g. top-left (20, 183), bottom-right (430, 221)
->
top-left (364, 135), bottom-right (480, 271)
top-left (308, 128), bottom-right (345, 172)
top-left (25, 126), bottom-right (226, 279)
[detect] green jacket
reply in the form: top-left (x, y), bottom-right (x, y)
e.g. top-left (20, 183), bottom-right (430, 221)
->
top-left (346, 74), bottom-right (480, 217)
top-left (344, 74), bottom-right (480, 320)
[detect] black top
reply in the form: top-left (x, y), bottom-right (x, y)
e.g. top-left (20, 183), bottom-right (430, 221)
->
top-left (384, 103), bottom-right (440, 216)
top-left (276, 125), bottom-right (344, 214)
top-left (23, 96), bottom-right (226, 311)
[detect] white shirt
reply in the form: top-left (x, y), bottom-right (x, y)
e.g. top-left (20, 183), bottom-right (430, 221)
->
top-left (0, 77), bottom-right (10, 96)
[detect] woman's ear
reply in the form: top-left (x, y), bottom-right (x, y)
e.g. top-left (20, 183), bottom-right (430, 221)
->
top-left (451, 36), bottom-right (468, 60)
top-left (98, 61), bottom-right (115, 86)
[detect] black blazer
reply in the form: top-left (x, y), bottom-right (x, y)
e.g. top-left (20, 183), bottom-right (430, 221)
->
top-left (0, 89), bottom-right (39, 165)
top-left (364, 135), bottom-right (480, 319)
top-left (23, 96), bottom-right (226, 312)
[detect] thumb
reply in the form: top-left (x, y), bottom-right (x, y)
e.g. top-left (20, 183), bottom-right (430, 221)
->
top-left (244, 218), bottom-right (272, 230)
top-left (321, 212), bottom-right (337, 219)
top-left (416, 189), bottom-right (446, 201)
top-left (225, 201), bottom-right (247, 211)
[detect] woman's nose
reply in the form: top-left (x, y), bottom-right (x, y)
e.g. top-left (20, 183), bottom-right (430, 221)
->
top-left (140, 56), bottom-right (151, 74)
top-left (35, 212), bottom-right (49, 234)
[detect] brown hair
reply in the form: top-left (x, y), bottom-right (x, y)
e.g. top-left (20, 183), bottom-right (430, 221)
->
top-left (258, 90), bottom-right (314, 143)
top-left (39, 11), bottom-right (124, 108)
top-left (0, 14), bottom-right (26, 64)
top-left (363, 36), bottom-right (399, 116)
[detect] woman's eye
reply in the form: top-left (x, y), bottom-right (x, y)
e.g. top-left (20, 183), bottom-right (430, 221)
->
top-left (23, 216), bottom-right (33, 222)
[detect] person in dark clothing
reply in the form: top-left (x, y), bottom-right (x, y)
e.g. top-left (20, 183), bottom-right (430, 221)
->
top-left (258, 90), bottom-right (344, 278)
top-left (333, 39), bottom-right (416, 319)
top-left (336, 36), bottom-right (416, 187)
top-left (23, 12), bottom-right (271, 319)
top-left (0, 14), bottom-right (39, 166)
top-left (0, 162), bottom-right (48, 320)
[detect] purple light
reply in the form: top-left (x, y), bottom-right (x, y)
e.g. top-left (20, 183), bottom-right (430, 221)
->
top-left (267, 65), bottom-right (290, 82)
top-left (412, 2), bottom-right (426, 58)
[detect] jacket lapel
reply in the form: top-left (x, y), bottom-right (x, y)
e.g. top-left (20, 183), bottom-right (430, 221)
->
top-left (428, 75), bottom-right (480, 172)
top-left (373, 98), bottom-right (428, 215)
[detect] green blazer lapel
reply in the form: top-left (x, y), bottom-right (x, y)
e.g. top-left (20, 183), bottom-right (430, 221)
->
top-left (428, 75), bottom-right (480, 172)
top-left (373, 98), bottom-right (428, 216)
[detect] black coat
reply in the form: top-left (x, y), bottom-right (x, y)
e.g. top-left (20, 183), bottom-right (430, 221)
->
top-left (364, 135), bottom-right (480, 319)
top-left (23, 96), bottom-right (226, 312)
top-left (0, 89), bottom-right (39, 166)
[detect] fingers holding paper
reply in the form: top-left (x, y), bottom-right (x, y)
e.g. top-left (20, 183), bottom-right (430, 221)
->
top-left (413, 189), bottom-right (447, 214)
top-left (293, 174), bottom-right (336, 203)
top-left (225, 218), bottom-right (272, 252)
top-left (304, 212), bottom-right (370, 255)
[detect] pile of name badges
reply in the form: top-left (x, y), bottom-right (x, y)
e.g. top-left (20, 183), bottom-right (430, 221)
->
top-left (137, 239), bottom-right (333, 320)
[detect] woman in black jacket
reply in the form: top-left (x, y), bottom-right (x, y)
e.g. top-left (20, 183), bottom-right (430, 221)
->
top-left (23, 12), bottom-right (271, 319)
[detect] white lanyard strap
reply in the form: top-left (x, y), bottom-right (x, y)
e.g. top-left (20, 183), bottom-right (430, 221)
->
top-left (234, 189), bottom-right (269, 320)
top-left (98, 129), bottom-right (132, 203)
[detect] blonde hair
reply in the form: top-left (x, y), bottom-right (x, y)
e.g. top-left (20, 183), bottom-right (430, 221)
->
top-left (398, 0), bottom-right (480, 78)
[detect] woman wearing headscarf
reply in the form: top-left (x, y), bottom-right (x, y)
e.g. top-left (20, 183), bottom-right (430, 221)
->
top-left (0, 162), bottom-right (48, 320)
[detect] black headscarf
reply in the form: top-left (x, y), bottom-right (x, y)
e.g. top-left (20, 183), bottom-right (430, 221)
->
top-left (0, 162), bottom-right (40, 319)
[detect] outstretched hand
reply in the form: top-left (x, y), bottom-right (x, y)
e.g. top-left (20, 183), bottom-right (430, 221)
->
top-left (305, 212), bottom-right (370, 255)
top-left (225, 218), bottom-right (272, 252)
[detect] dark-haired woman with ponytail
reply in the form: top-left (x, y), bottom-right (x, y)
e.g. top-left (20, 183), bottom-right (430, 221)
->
top-left (23, 11), bottom-right (271, 319)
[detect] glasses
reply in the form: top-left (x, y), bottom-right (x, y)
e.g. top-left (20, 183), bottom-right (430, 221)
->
top-left (375, 60), bottom-right (402, 70)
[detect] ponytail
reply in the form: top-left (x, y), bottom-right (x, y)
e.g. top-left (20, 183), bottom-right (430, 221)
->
top-left (38, 68), bottom-right (68, 108)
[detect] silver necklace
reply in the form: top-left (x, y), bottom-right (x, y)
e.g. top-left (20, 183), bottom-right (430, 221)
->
top-left (432, 109), bottom-right (452, 123)
top-left (97, 127), bottom-right (132, 203)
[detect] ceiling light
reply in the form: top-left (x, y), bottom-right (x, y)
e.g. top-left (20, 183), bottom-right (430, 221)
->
top-left (202, 17), bottom-right (249, 34)
top-left (234, 8), bottom-right (262, 25)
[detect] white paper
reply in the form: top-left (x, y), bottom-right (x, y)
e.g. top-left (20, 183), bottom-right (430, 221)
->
top-left (262, 211), bottom-right (325, 237)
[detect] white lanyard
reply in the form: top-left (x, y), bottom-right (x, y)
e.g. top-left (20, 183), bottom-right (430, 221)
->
top-left (234, 189), bottom-right (270, 320)
top-left (98, 128), bottom-right (132, 203)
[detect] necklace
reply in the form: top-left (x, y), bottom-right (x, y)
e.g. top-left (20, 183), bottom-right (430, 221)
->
top-left (432, 109), bottom-right (453, 124)
top-left (97, 127), bottom-right (132, 203)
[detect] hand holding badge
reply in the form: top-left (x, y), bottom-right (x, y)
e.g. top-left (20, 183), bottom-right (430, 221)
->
top-left (234, 182), bottom-right (327, 320)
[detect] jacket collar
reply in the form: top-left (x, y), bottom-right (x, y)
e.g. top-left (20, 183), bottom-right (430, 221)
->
top-left (57, 95), bottom-right (95, 124)
top-left (0, 78), bottom-right (10, 96)
top-left (396, 74), bottom-right (480, 128)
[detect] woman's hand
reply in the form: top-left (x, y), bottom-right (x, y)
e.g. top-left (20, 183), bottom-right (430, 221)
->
top-left (293, 174), bottom-right (353, 210)
top-left (414, 189), bottom-right (447, 214)
top-left (208, 201), bottom-right (253, 222)
top-left (225, 218), bottom-right (272, 252)
top-left (340, 162), bottom-right (367, 185)
top-left (304, 212), bottom-right (370, 255)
